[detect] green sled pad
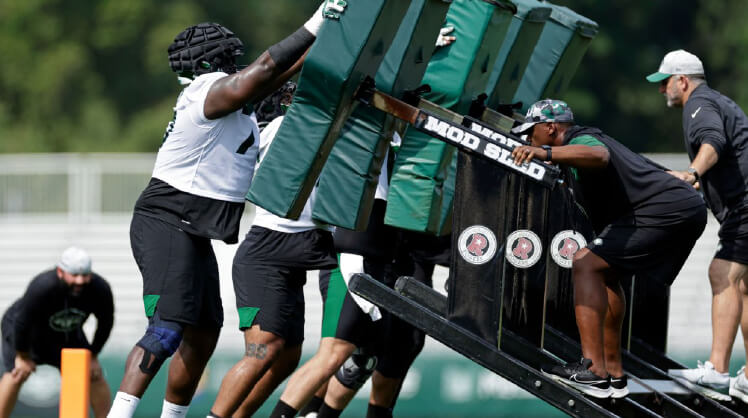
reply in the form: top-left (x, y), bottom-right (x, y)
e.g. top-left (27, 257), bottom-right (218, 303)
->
top-left (246, 0), bottom-right (413, 219)
top-left (436, 152), bottom-right (458, 236)
top-left (485, 0), bottom-right (551, 108)
top-left (512, 4), bottom-right (597, 111)
top-left (385, 0), bottom-right (516, 234)
top-left (312, 0), bottom-right (453, 231)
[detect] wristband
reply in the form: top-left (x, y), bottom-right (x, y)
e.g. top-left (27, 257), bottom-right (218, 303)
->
top-left (304, 3), bottom-right (326, 36)
top-left (541, 145), bottom-right (552, 161)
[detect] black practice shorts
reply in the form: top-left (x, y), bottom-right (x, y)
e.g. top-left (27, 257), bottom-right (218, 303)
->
top-left (374, 232), bottom-right (443, 379)
top-left (318, 265), bottom-right (386, 348)
top-left (587, 205), bottom-right (707, 285)
top-left (232, 226), bottom-right (336, 346)
top-left (319, 251), bottom-right (431, 379)
top-left (333, 199), bottom-right (398, 259)
top-left (374, 271), bottom-right (431, 379)
top-left (130, 213), bottom-right (223, 328)
top-left (321, 217), bottom-right (449, 378)
top-left (1, 314), bottom-right (88, 372)
top-left (716, 207), bottom-right (748, 265)
top-left (403, 230), bottom-right (451, 268)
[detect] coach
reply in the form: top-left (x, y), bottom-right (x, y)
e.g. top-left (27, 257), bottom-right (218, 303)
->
top-left (648, 49), bottom-right (748, 403)
top-left (0, 246), bottom-right (114, 417)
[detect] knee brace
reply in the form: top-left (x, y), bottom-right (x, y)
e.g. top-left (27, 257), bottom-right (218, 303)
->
top-left (135, 314), bottom-right (184, 375)
top-left (335, 349), bottom-right (378, 390)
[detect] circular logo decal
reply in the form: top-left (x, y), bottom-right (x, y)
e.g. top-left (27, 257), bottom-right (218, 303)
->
top-left (458, 225), bottom-right (498, 265)
top-left (550, 230), bottom-right (587, 269)
top-left (505, 230), bottom-right (542, 268)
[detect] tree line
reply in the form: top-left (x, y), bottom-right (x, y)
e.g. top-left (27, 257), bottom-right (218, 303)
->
top-left (1, 0), bottom-right (744, 153)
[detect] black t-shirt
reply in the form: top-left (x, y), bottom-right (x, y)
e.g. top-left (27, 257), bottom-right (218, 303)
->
top-left (563, 126), bottom-right (704, 233)
top-left (4, 270), bottom-right (114, 356)
top-left (683, 83), bottom-right (748, 223)
top-left (134, 178), bottom-right (245, 244)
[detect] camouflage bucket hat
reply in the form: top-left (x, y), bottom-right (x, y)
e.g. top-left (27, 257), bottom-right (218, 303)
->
top-left (512, 99), bottom-right (574, 134)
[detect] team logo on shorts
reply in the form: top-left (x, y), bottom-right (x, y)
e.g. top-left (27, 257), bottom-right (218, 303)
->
top-left (505, 230), bottom-right (542, 268)
top-left (550, 230), bottom-right (587, 269)
top-left (458, 225), bottom-right (498, 265)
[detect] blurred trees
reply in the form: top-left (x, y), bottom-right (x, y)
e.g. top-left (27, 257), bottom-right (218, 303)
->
top-left (556, 0), bottom-right (748, 152)
top-left (0, 0), bottom-right (316, 153)
top-left (1, 0), bottom-right (747, 153)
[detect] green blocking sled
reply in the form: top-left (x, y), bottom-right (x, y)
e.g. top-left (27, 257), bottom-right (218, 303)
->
top-left (247, 0), bottom-right (413, 219)
top-left (440, 0), bottom-right (596, 238)
top-left (512, 3), bottom-right (598, 112)
top-left (312, 0), bottom-right (453, 231)
top-left (385, 0), bottom-right (517, 234)
top-left (439, 0), bottom-right (552, 237)
top-left (485, 0), bottom-right (551, 108)
top-left (433, 0), bottom-right (599, 237)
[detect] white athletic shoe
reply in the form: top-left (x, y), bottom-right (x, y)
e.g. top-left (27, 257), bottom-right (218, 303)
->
top-left (729, 366), bottom-right (748, 404)
top-left (668, 360), bottom-right (731, 401)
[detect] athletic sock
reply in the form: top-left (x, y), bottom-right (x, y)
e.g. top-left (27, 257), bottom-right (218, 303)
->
top-left (207, 411), bottom-right (223, 418)
top-left (298, 395), bottom-right (324, 416)
top-left (160, 399), bottom-right (190, 417)
top-left (270, 400), bottom-right (298, 418)
top-left (317, 402), bottom-right (343, 418)
top-left (366, 403), bottom-right (392, 418)
top-left (108, 391), bottom-right (140, 418)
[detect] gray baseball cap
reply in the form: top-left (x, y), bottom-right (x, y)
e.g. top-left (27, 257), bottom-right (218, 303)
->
top-left (58, 246), bottom-right (92, 275)
top-left (646, 49), bottom-right (705, 83)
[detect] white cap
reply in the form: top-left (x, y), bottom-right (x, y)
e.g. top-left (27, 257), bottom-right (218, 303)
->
top-left (57, 246), bottom-right (92, 275)
top-left (646, 50), bottom-right (705, 82)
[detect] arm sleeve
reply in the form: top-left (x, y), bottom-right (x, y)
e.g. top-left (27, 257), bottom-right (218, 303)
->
top-left (89, 278), bottom-right (114, 355)
top-left (687, 100), bottom-right (726, 157)
top-left (267, 27), bottom-right (316, 74)
top-left (13, 275), bottom-right (54, 352)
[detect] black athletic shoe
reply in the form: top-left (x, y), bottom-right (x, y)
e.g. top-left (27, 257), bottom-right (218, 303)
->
top-left (541, 358), bottom-right (612, 398)
top-left (610, 374), bottom-right (629, 398)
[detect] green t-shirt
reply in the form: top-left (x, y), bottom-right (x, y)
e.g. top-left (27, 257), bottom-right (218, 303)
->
top-left (567, 134), bottom-right (607, 179)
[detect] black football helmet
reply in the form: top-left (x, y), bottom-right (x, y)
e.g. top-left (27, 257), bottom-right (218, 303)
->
top-left (253, 81), bottom-right (298, 130)
top-left (168, 22), bottom-right (244, 78)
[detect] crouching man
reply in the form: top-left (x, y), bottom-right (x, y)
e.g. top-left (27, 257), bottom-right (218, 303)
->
top-left (0, 247), bottom-right (114, 417)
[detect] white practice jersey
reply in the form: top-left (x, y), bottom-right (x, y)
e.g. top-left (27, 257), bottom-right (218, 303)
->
top-left (152, 72), bottom-right (260, 203)
top-left (252, 116), bottom-right (334, 233)
top-left (374, 130), bottom-right (399, 201)
top-left (375, 151), bottom-right (389, 201)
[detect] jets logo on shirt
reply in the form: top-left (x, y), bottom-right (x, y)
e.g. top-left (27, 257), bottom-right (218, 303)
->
top-left (505, 230), bottom-right (542, 268)
top-left (48, 308), bottom-right (87, 332)
top-left (550, 230), bottom-right (587, 269)
top-left (458, 225), bottom-right (497, 265)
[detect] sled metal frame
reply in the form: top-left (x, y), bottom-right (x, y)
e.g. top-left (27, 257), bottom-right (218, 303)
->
top-left (351, 81), bottom-right (746, 417)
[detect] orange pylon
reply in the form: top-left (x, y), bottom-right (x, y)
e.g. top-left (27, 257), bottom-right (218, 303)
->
top-left (59, 348), bottom-right (91, 418)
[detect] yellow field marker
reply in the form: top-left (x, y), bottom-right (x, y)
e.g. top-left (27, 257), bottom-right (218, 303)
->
top-left (59, 348), bottom-right (91, 418)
